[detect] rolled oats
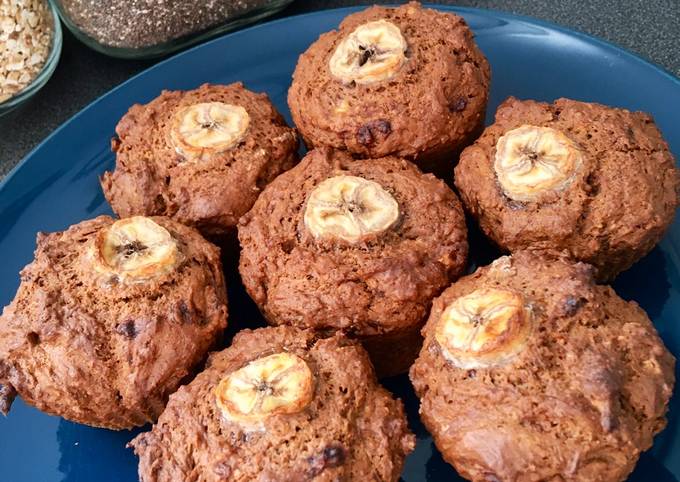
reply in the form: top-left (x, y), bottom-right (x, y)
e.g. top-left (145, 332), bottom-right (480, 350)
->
top-left (0, 0), bottom-right (53, 103)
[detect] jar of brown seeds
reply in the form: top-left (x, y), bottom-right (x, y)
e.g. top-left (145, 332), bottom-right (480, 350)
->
top-left (49, 0), bottom-right (294, 59)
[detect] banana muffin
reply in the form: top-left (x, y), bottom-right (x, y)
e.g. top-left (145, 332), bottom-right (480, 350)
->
top-left (102, 82), bottom-right (298, 242)
top-left (410, 250), bottom-right (675, 482)
top-left (454, 97), bottom-right (679, 280)
top-left (0, 215), bottom-right (228, 429)
top-left (130, 326), bottom-right (415, 481)
top-left (288, 2), bottom-right (490, 174)
top-left (238, 147), bottom-right (468, 377)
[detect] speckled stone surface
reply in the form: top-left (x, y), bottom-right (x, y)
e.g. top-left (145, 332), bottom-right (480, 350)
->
top-left (0, 0), bottom-right (678, 178)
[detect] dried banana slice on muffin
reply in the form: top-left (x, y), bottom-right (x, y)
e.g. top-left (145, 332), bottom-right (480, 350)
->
top-left (238, 148), bottom-right (468, 377)
top-left (214, 352), bottom-right (314, 425)
top-left (101, 83), bottom-right (298, 243)
top-left (303, 175), bottom-right (400, 243)
top-left (288, 2), bottom-right (490, 174)
top-left (410, 251), bottom-right (675, 482)
top-left (0, 215), bottom-right (228, 429)
top-left (91, 216), bottom-right (182, 283)
top-left (494, 125), bottom-right (584, 202)
top-left (329, 20), bottom-right (408, 85)
top-left (130, 326), bottom-right (415, 481)
top-left (455, 97), bottom-right (679, 280)
top-left (434, 287), bottom-right (532, 369)
top-left (169, 102), bottom-right (250, 160)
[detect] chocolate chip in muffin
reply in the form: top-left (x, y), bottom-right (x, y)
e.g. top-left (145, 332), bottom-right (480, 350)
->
top-left (563, 295), bottom-right (586, 317)
top-left (212, 461), bottom-right (232, 478)
top-left (449, 97), bottom-right (468, 112)
top-left (307, 443), bottom-right (347, 477)
top-left (115, 319), bottom-right (139, 339)
top-left (357, 119), bottom-right (392, 146)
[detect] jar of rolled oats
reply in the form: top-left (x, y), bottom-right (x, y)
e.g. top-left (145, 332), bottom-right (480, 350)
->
top-left (49, 0), bottom-right (294, 59)
top-left (0, 0), bottom-right (61, 115)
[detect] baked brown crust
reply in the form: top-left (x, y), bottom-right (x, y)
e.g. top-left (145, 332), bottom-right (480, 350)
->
top-left (238, 147), bottom-right (468, 376)
top-left (101, 83), bottom-right (299, 240)
top-left (130, 326), bottom-right (415, 481)
top-left (288, 2), bottom-right (490, 172)
top-left (410, 250), bottom-right (675, 482)
top-left (454, 97), bottom-right (679, 279)
top-left (0, 215), bottom-right (228, 429)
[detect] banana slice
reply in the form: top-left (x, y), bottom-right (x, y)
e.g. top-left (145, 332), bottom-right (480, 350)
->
top-left (329, 20), bottom-right (408, 85)
top-left (435, 288), bottom-right (532, 369)
top-left (215, 352), bottom-right (314, 425)
top-left (169, 102), bottom-right (249, 161)
top-left (304, 175), bottom-right (400, 243)
top-left (92, 216), bottom-right (181, 284)
top-left (494, 125), bottom-right (583, 202)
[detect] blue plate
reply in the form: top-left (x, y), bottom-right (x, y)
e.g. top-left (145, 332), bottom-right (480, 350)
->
top-left (1, 5), bottom-right (679, 482)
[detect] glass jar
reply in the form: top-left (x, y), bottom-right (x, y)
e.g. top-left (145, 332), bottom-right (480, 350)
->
top-left (49, 0), bottom-right (294, 59)
top-left (0, 0), bottom-right (62, 117)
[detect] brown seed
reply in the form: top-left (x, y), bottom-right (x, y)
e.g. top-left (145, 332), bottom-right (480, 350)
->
top-left (358, 46), bottom-right (373, 67)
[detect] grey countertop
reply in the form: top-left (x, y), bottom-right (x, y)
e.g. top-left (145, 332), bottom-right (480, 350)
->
top-left (1, 0), bottom-right (678, 177)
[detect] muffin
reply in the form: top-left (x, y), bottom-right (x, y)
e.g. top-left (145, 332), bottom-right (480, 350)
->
top-left (454, 97), bottom-right (679, 279)
top-left (288, 2), bottom-right (490, 174)
top-left (130, 326), bottom-right (415, 481)
top-left (238, 147), bottom-right (468, 377)
top-left (0, 215), bottom-right (228, 429)
top-left (410, 250), bottom-right (675, 482)
top-left (101, 82), bottom-right (298, 242)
